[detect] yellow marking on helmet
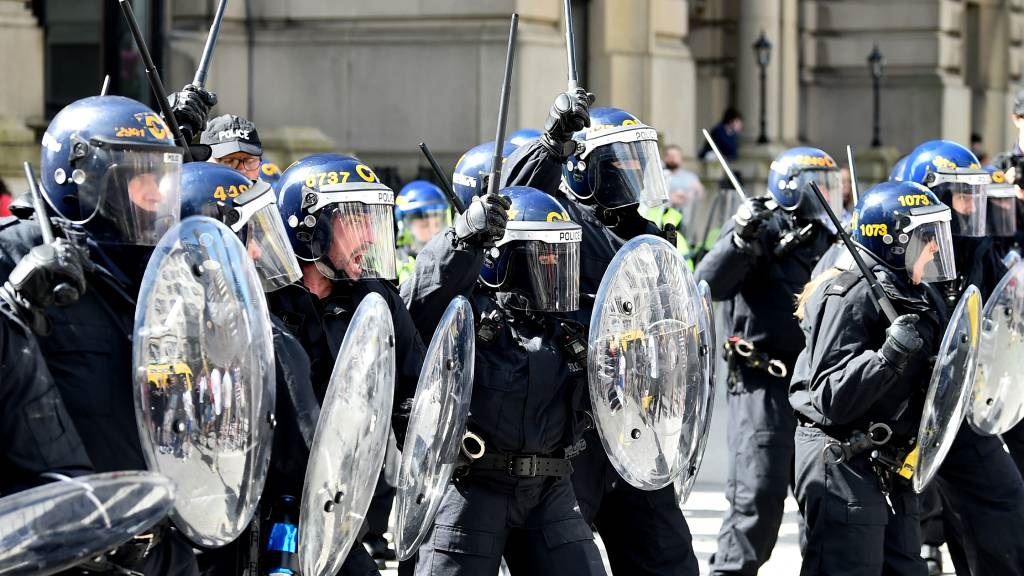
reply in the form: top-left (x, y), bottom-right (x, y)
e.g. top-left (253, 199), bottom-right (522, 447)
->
top-left (859, 223), bottom-right (888, 237)
top-left (506, 208), bottom-right (520, 220)
top-left (931, 155), bottom-right (959, 171)
top-left (792, 154), bottom-right (837, 169)
top-left (143, 114), bottom-right (170, 140)
top-left (261, 163), bottom-right (281, 177)
top-left (992, 170), bottom-right (1008, 184)
top-left (897, 194), bottom-right (931, 207)
top-left (546, 211), bottom-right (570, 222)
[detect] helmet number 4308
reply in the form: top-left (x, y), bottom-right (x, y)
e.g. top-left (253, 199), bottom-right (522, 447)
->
top-left (213, 184), bottom-right (248, 201)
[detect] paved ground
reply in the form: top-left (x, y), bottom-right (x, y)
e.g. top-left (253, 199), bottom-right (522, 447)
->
top-left (378, 485), bottom-right (954, 574)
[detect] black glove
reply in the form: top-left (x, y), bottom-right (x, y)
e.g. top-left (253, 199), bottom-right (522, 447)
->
top-left (541, 88), bottom-right (595, 159)
top-left (168, 84), bottom-right (217, 142)
top-left (1, 239), bottom-right (89, 335)
top-left (732, 197), bottom-right (772, 247)
top-left (879, 313), bottom-right (924, 371)
top-left (453, 193), bottom-right (511, 247)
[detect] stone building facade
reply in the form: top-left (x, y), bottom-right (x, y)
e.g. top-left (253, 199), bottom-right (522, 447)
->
top-left (2, 0), bottom-right (1023, 191)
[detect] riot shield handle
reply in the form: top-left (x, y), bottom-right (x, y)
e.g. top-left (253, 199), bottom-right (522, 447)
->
top-left (563, 0), bottom-right (578, 91)
top-left (807, 181), bottom-right (899, 323)
top-left (846, 145), bottom-right (860, 207)
top-left (117, 0), bottom-right (193, 162)
top-left (486, 13), bottom-right (519, 198)
top-left (193, 0), bottom-right (229, 89)
top-left (418, 142), bottom-right (466, 214)
top-left (702, 129), bottom-right (748, 205)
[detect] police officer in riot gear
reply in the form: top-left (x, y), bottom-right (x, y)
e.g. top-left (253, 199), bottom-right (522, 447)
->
top-left (500, 90), bottom-right (701, 576)
top-left (403, 186), bottom-right (604, 575)
top-left (270, 153), bottom-right (433, 576)
top-left (895, 140), bottom-right (1024, 576)
top-left (696, 147), bottom-right (841, 575)
top-left (451, 140), bottom-right (521, 209)
top-left (171, 161), bottom-right (318, 575)
top-left (0, 297), bottom-right (93, 496)
top-left (395, 180), bottom-right (450, 283)
top-left (791, 180), bottom-right (956, 575)
top-left (0, 95), bottom-right (198, 574)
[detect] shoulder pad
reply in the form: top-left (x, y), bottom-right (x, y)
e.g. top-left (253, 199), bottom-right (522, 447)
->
top-left (825, 270), bottom-right (862, 297)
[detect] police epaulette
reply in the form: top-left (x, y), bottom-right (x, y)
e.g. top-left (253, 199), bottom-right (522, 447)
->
top-left (0, 215), bottom-right (19, 229)
top-left (825, 270), bottom-right (862, 296)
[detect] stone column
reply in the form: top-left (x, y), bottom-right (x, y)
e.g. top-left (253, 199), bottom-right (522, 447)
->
top-left (779, 0), bottom-right (799, 143)
top-left (0, 0), bottom-right (44, 191)
top-left (736, 0), bottom-right (780, 145)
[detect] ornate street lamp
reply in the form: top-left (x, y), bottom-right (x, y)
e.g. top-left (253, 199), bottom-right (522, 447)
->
top-left (868, 44), bottom-right (885, 147)
top-left (753, 31), bottom-right (772, 144)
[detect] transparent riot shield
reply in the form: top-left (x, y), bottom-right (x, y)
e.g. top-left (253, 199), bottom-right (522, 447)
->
top-left (968, 263), bottom-right (1024, 435)
top-left (133, 216), bottom-right (276, 547)
top-left (0, 471), bottom-right (174, 576)
top-left (589, 235), bottom-right (705, 490)
top-left (912, 285), bottom-right (982, 493)
top-left (676, 279), bottom-right (716, 505)
top-left (299, 293), bottom-right (395, 576)
top-left (393, 296), bottom-right (475, 560)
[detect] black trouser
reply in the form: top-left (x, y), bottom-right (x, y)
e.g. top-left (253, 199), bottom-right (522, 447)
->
top-left (1002, 419), bottom-right (1024, 480)
top-left (571, 429), bottom-right (700, 576)
top-left (935, 424), bottom-right (1024, 575)
top-left (918, 480), bottom-right (969, 575)
top-left (709, 364), bottom-right (796, 575)
top-left (794, 426), bottom-right (927, 576)
top-left (415, 473), bottom-right (604, 576)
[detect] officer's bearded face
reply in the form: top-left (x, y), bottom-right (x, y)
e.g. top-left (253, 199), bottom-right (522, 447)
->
top-left (327, 211), bottom-right (375, 278)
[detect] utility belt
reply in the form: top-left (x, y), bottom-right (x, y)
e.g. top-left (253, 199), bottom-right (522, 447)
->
top-left (455, 430), bottom-right (571, 479)
top-left (78, 522), bottom-right (167, 575)
top-left (468, 452), bottom-right (573, 479)
top-left (723, 336), bottom-right (789, 379)
top-left (798, 417), bottom-right (918, 497)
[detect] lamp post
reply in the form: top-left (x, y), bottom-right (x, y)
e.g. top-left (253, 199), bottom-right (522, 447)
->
top-left (753, 31), bottom-right (772, 144)
top-left (868, 44), bottom-right (885, 148)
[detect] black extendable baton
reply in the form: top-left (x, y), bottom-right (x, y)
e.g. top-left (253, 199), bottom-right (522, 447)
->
top-left (117, 0), bottom-right (193, 161)
top-left (485, 13), bottom-right (519, 198)
top-left (808, 181), bottom-right (898, 323)
top-left (193, 0), bottom-right (228, 89)
top-left (24, 162), bottom-right (55, 245)
top-left (418, 142), bottom-right (466, 215)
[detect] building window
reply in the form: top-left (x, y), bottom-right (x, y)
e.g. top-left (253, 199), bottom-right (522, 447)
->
top-left (35, 0), bottom-right (164, 118)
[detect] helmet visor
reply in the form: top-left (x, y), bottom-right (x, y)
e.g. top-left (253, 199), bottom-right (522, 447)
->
top-left (309, 199), bottom-right (397, 281)
top-left (235, 194), bottom-right (302, 291)
top-left (76, 142), bottom-right (183, 245)
top-left (905, 216), bottom-right (957, 284)
top-left (791, 169), bottom-right (843, 220)
top-left (986, 184), bottom-right (1018, 237)
top-left (929, 170), bottom-right (990, 237)
top-left (582, 138), bottom-right (669, 210)
top-left (401, 208), bottom-right (447, 252)
top-left (504, 240), bottom-right (580, 312)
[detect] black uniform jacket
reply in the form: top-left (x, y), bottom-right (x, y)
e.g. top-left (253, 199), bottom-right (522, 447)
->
top-left (402, 231), bottom-right (587, 456)
top-left (695, 213), bottom-right (834, 363)
top-left (789, 265), bottom-right (946, 438)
